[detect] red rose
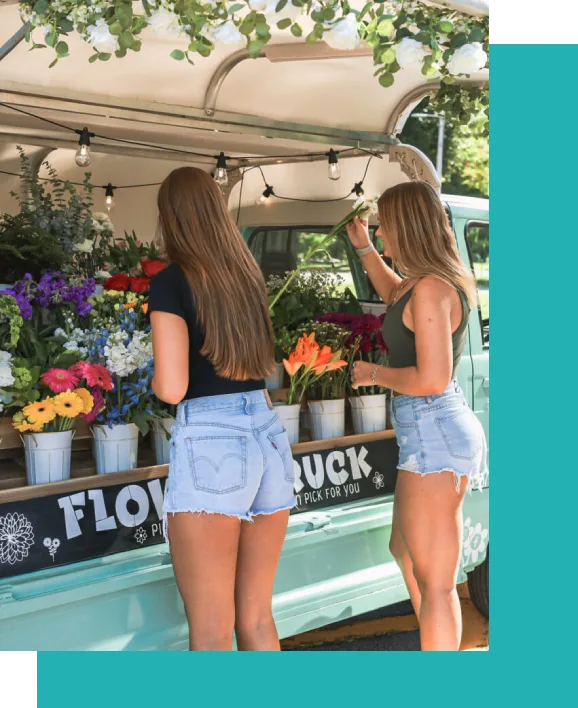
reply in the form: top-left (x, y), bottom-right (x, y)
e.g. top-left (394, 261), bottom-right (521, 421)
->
top-left (129, 277), bottom-right (151, 294)
top-left (104, 273), bottom-right (129, 291)
top-left (141, 259), bottom-right (168, 278)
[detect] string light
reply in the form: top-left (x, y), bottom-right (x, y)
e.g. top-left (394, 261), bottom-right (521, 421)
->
top-left (327, 149), bottom-right (341, 181)
top-left (353, 181), bottom-right (364, 197)
top-left (255, 184), bottom-right (274, 206)
top-left (214, 152), bottom-right (228, 186)
top-left (104, 183), bottom-right (116, 211)
top-left (75, 127), bottom-right (95, 167)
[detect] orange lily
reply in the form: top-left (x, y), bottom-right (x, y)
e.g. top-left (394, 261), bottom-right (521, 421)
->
top-left (283, 353), bottom-right (304, 377)
top-left (312, 345), bottom-right (334, 375)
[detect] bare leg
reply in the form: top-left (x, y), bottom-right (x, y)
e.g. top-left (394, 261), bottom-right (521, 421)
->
top-left (389, 492), bottom-right (422, 620)
top-left (235, 509), bottom-right (290, 651)
top-left (395, 470), bottom-right (467, 651)
top-left (167, 512), bottom-right (240, 651)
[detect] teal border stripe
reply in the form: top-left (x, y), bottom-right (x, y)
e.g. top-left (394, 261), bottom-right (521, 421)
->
top-left (37, 45), bottom-right (574, 706)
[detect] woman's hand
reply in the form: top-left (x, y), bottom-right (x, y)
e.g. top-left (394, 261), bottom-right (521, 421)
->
top-left (346, 216), bottom-right (371, 249)
top-left (351, 360), bottom-right (379, 390)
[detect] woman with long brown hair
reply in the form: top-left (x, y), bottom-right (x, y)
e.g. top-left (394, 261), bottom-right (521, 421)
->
top-left (149, 166), bottom-right (295, 651)
top-left (347, 181), bottom-right (487, 651)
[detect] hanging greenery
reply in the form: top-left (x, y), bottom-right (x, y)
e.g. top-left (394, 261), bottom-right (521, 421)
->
top-left (20, 1), bottom-right (488, 124)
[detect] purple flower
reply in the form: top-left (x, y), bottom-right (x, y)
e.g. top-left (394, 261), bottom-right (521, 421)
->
top-left (2, 288), bottom-right (33, 320)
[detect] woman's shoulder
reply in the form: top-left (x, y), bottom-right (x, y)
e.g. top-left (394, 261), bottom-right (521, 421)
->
top-left (413, 276), bottom-right (455, 298)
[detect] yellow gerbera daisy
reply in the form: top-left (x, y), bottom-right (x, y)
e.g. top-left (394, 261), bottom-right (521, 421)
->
top-left (74, 387), bottom-right (94, 415)
top-left (23, 399), bottom-right (56, 425)
top-left (52, 391), bottom-right (84, 418)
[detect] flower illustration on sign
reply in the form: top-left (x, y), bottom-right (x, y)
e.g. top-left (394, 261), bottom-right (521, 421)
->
top-left (43, 537), bottom-right (60, 561)
top-left (462, 517), bottom-right (488, 565)
top-left (372, 472), bottom-right (385, 490)
top-left (0, 512), bottom-right (35, 565)
top-left (134, 527), bottom-right (147, 545)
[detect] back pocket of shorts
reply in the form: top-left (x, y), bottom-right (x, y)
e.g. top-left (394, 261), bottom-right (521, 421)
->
top-left (435, 409), bottom-right (481, 461)
top-left (185, 436), bottom-right (247, 494)
top-left (268, 430), bottom-right (294, 483)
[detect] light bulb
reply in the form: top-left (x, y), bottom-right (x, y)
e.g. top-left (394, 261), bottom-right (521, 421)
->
top-left (75, 127), bottom-right (94, 167)
top-left (214, 152), bottom-right (228, 186)
top-left (327, 149), bottom-right (340, 181)
top-left (75, 143), bottom-right (91, 167)
top-left (256, 185), bottom-right (274, 205)
top-left (104, 183), bottom-right (115, 211)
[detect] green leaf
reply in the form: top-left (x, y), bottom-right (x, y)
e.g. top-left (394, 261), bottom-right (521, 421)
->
top-left (59, 19), bottom-right (74, 33)
top-left (170, 49), bottom-right (186, 61)
top-left (277, 18), bottom-right (292, 30)
top-left (276, 0), bottom-right (288, 11)
top-left (109, 21), bottom-right (123, 36)
top-left (248, 39), bottom-right (265, 58)
top-left (197, 43), bottom-right (211, 58)
top-left (469, 26), bottom-right (485, 43)
top-left (115, 4), bottom-right (133, 30)
top-left (239, 16), bottom-right (256, 36)
top-left (377, 18), bottom-right (395, 37)
top-left (440, 20), bottom-right (454, 33)
top-left (229, 3), bottom-right (245, 12)
top-left (115, 47), bottom-right (128, 58)
top-left (291, 23), bottom-right (303, 38)
top-left (379, 72), bottom-right (394, 88)
top-left (256, 22), bottom-right (270, 38)
top-left (381, 47), bottom-right (396, 64)
top-left (48, 58), bottom-right (58, 69)
top-left (132, 39), bottom-right (142, 52)
top-left (450, 32), bottom-right (468, 48)
top-left (97, 53), bottom-right (111, 61)
top-left (88, 54), bottom-right (99, 64)
top-left (45, 31), bottom-right (58, 48)
top-left (30, 43), bottom-right (47, 51)
top-left (119, 31), bottom-right (134, 50)
top-left (55, 41), bottom-right (69, 57)
top-left (33, 0), bottom-right (48, 14)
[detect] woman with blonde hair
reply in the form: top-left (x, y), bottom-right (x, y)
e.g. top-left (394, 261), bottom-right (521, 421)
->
top-left (346, 181), bottom-right (487, 651)
top-left (149, 166), bottom-right (295, 651)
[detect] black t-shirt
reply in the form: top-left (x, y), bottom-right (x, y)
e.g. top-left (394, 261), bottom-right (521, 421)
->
top-left (148, 263), bottom-right (265, 401)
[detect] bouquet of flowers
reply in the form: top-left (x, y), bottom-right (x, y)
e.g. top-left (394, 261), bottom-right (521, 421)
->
top-left (101, 231), bottom-right (167, 293)
top-left (283, 333), bottom-right (347, 406)
top-left (61, 308), bottom-right (154, 433)
top-left (11, 362), bottom-right (112, 433)
top-left (315, 312), bottom-right (389, 396)
top-left (294, 321), bottom-right (351, 401)
top-left (0, 350), bottom-right (40, 415)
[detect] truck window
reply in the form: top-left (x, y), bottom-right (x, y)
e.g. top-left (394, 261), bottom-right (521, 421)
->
top-left (248, 226), bottom-right (358, 296)
top-left (464, 220), bottom-right (489, 344)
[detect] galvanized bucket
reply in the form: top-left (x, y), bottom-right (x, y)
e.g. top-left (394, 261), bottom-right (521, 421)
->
top-left (308, 399), bottom-right (346, 441)
top-left (151, 418), bottom-right (175, 466)
top-left (265, 362), bottom-right (285, 391)
top-left (273, 402), bottom-right (301, 444)
top-left (93, 423), bottom-right (139, 475)
top-left (23, 430), bottom-right (74, 485)
top-left (349, 393), bottom-right (387, 434)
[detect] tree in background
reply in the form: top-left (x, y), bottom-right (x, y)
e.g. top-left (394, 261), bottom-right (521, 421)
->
top-left (400, 95), bottom-right (488, 199)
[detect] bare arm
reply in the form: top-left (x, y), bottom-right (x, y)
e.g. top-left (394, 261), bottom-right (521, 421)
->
top-left (345, 217), bottom-right (402, 304)
top-left (150, 311), bottom-right (189, 405)
top-left (351, 277), bottom-right (454, 396)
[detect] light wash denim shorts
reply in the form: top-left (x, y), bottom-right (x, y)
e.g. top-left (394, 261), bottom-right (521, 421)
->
top-left (163, 390), bottom-right (296, 536)
top-left (391, 380), bottom-right (487, 493)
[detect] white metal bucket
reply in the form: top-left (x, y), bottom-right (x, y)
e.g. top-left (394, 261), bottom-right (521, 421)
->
top-left (93, 423), bottom-right (139, 474)
top-left (265, 362), bottom-right (285, 391)
top-left (151, 418), bottom-right (175, 465)
top-left (308, 399), bottom-right (345, 441)
top-left (273, 402), bottom-right (300, 444)
top-left (349, 393), bottom-right (387, 434)
top-left (23, 430), bottom-right (74, 485)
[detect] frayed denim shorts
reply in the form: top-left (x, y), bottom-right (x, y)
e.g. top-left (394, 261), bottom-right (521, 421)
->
top-left (163, 390), bottom-right (296, 536)
top-left (391, 380), bottom-right (487, 493)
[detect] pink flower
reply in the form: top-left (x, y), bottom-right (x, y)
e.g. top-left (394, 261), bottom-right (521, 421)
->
top-left (41, 368), bottom-right (80, 393)
top-left (85, 363), bottom-right (114, 391)
top-left (81, 387), bottom-right (105, 423)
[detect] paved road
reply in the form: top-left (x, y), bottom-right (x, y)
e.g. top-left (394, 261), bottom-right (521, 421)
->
top-left (281, 583), bottom-right (488, 651)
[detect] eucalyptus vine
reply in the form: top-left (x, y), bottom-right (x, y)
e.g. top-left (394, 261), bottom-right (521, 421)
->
top-left (20, 1), bottom-right (488, 124)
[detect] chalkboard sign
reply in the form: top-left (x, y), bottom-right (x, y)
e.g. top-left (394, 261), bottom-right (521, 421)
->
top-left (0, 436), bottom-right (398, 580)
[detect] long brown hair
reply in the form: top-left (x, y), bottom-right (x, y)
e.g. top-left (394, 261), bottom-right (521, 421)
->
top-left (378, 181), bottom-right (477, 305)
top-left (157, 166), bottom-right (275, 380)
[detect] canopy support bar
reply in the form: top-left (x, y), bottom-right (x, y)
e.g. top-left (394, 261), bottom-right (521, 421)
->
top-left (0, 23), bottom-right (29, 62)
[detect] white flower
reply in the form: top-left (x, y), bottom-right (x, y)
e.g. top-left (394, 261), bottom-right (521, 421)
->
top-left (73, 238), bottom-right (94, 253)
top-left (248, 0), bottom-right (268, 11)
top-left (104, 330), bottom-right (153, 377)
top-left (395, 37), bottom-right (428, 69)
top-left (462, 517), bottom-right (489, 565)
top-left (86, 19), bottom-right (120, 54)
top-left (0, 351), bottom-right (14, 388)
top-left (209, 20), bottom-right (244, 46)
top-left (324, 13), bottom-right (360, 51)
top-left (0, 351), bottom-right (12, 365)
top-left (148, 7), bottom-right (183, 37)
top-left (447, 42), bottom-right (488, 76)
top-left (95, 270), bottom-right (112, 280)
top-left (53, 328), bottom-right (67, 338)
top-left (353, 196), bottom-right (379, 216)
top-left (265, 0), bottom-right (303, 23)
top-left (0, 512), bottom-right (35, 565)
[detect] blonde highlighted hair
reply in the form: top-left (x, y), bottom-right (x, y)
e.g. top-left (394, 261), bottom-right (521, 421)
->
top-left (378, 181), bottom-right (477, 306)
top-left (157, 166), bottom-right (275, 380)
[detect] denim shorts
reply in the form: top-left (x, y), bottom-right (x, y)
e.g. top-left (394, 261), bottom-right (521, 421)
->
top-left (163, 390), bottom-right (296, 536)
top-left (391, 380), bottom-right (487, 493)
